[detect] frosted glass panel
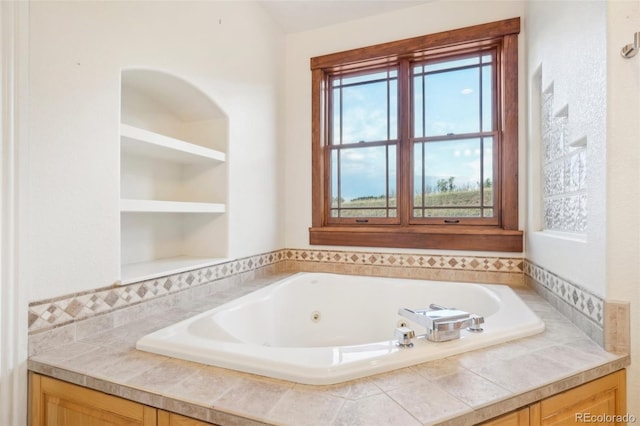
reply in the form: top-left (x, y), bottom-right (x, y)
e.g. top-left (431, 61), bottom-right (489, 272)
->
top-left (540, 85), bottom-right (588, 234)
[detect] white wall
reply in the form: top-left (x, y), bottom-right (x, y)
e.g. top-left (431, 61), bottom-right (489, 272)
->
top-left (525, 1), bottom-right (608, 297)
top-left (606, 0), bottom-right (640, 415)
top-left (282, 1), bottom-right (527, 256)
top-left (2, 2), bottom-right (29, 424)
top-left (526, 0), bottom-right (640, 414)
top-left (26, 1), bottom-right (284, 301)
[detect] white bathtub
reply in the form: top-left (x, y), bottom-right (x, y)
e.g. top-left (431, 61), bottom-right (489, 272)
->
top-left (136, 272), bottom-right (544, 385)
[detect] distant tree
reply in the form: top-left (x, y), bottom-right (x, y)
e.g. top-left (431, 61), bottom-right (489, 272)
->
top-left (436, 177), bottom-right (456, 192)
top-left (484, 178), bottom-right (492, 188)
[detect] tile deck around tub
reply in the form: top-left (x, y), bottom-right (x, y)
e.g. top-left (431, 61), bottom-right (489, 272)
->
top-left (28, 280), bottom-right (628, 426)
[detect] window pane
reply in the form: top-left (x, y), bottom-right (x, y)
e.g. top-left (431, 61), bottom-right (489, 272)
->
top-left (341, 81), bottom-right (389, 143)
top-left (389, 79), bottom-right (398, 140)
top-left (425, 208), bottom-right (481, 217)
top-left (424, 57), bottom-right (480, 73)
top-left (413, 142), bottom-right (424, 206)
top-left (330, 145), bottom-right (397, 218)
top-left (412, 137), bottom-right (498, 219)
top-left (413, 72), bottom-right (424, 138)
top-left (332, 87), bottom-right (341, 144)
top-left (425, 67), bottom-right (480, 136)
top-left (331, 70), bottom-right (398, 144)
top-left (334, 208), bottom-right (397, 218)
top-left (338, 70), bottom-right (398, 86)
top-left (483, 137), bottom-right (493, 206)
top-left (482, 64), bottom-right (493, 132)
top-left (331, 150), bottom-right (339, 207)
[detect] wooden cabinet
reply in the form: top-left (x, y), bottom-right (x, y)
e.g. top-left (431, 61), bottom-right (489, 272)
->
top-left (482, 370), bottom-right (627, 426)
top-left (482, 407), bottom-right (530, 426)
top-left (29, 373), bottom-right (214, 426)
top-left (30, 373), bottom-right (157, 426)
top-left (532, 369), bottom-right (626, 425)
top-left (119, 69), bottom-right (229, 285)
top-left (157, 411), bottom-right (212, 426)
top-left (31, 370), bottom-right (626, 426)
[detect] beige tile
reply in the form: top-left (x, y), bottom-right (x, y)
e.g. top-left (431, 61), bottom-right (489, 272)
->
top-left (604, 300), bottom-right (630, 354)
top-left (162, 399), bottom-right (213, 424)
top-left (432, 369), bottom-right (511, 408)
top-left (411, 358), bottom-right (466, 380)
top-left (29, 361), bottom-right (88, 386)
top-left (207, 409), bottom-right (270, 426)
top-left (540, 318), bottom-right (586, 344)
top-left (116, 383), bottom-right (165, 407)
top-left (387, 380), bottom-right (472, 424)
top-left (164, 365), bottom-right (242, 405)
top-left (80, 320), bottom-right (159, 349)
top-left (333, 393), bottom-right (421, 426)
top-left (470, 350), bottom-right (576, 393)
top-left (75, 313), bottom-right (115, 340)
top-left (126, 358), bottom-right (202, 392)
top-left (28, 324), bottom-right (76, 357)
top-left (212, 376), bottom-right (293, 418)
top-left (266, 387), bottom-right (345, 426)
top-left (64, 345), bottom-right (128, 375)
top-left (369, 366), bottom-right (427, 392)
top-left (92, 349), bottom-right (169, 382)
top-left (293, 377), bottom-right (381, 400)
top-left (540, 339), bottom-right (617, 370)
top-left (29, 341), bottom-right (99, 365)
top-left (447, 339), bottom-right (541, 370)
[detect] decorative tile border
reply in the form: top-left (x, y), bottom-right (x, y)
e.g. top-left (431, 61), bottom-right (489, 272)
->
top-left (28, 251), bottom-right (286, 333)
top-left (524, 260), bottom-right (604, 326)
top-left (29, 248), bottom-right (525, 334)
top-left (283, 248), bottom-right (524, 273)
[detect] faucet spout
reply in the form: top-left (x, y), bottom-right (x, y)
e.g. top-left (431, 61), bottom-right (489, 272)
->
top-left (397, 306), bottom-right (484, 342)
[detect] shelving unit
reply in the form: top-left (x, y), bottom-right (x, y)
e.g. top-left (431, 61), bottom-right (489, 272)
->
top-left (120, 199), bottom-right (226, 214)
top-left (120, 124), bottom-right (225, 164)
top-left (120, 69), bottom-right (228, 285)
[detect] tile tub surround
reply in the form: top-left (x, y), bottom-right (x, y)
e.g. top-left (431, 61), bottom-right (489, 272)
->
top-left (524, 260), bottom-right (615, 348)
top-left (28, 248), bottom-right (525, 335)
top-left (28, 276), bottom-right (628, 426)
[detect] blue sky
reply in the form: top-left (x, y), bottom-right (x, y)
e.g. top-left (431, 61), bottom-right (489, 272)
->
top-left (332, 59), bottom-right (493, 201)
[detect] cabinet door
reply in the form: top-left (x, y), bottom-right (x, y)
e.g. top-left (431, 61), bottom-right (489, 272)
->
top-left (534, 370), bottom-right (626, 426)
top-left (157, 410), bottom-right (213, 426)
top-left (482, 407), bottom-right (529, 426)
top-left (30, 373), bottom-right (156, 426)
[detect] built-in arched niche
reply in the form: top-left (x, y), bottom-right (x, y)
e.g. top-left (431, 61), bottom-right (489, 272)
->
top-left (120, 68), bottom-right (228, 284)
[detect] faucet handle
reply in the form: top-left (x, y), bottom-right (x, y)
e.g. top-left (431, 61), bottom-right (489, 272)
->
top-left (467, 314), bottom-right (485, 332)
top-left (395, 326), bottom-right (415, 347)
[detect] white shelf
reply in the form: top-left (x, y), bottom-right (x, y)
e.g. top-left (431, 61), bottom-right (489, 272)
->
top-left (120, 199), bottom-right (226, 213)
top-left (121, 123), bottom-right (225, 164)
top-left (121, 256), bottom-right (229, 285)
top-left (120, 69), bottom-right (229, 285)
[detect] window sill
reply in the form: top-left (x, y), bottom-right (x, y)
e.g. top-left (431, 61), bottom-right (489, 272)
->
top-left (309, 225), bottom-right (523, 252)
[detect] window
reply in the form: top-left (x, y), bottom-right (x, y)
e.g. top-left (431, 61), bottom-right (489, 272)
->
top-left (310, 18), bottom-right (522, 252)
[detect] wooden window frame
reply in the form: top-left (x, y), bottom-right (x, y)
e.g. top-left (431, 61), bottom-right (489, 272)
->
top-left (309, 18), bottom-right (523, 252)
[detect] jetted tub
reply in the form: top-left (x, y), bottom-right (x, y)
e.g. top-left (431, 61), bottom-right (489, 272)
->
top-left (136, 272), bottom-right (545, 385)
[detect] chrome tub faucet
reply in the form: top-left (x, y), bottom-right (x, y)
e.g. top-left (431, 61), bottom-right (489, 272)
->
top-left (397, 304), bottom-right (484, 342)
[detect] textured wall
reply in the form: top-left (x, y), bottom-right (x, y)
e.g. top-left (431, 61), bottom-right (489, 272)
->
top-left (525, 0), bottom-right (607, 297)
top-left (26, 1), bottom-right (284, 300)
top-left (541, 90), bottom-right (587, 234)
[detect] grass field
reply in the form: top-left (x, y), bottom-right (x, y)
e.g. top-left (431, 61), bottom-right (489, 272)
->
top-left (331, 189), bottom-right (493, 218)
